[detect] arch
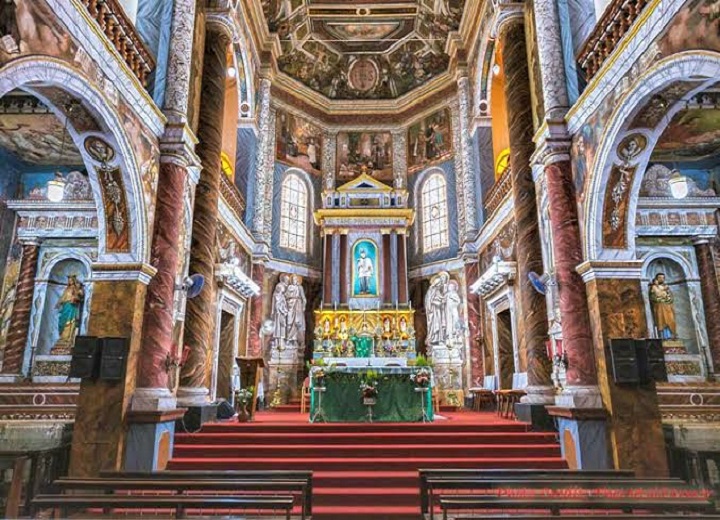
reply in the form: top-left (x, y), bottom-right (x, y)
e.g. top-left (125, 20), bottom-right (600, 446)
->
top-left (419, 172), bottom-right (450, 252)
top-left (279, 171), bottom-right (310, 253)
top-left (583, 52), bottom-right (720, 261)
top-left (0, 57), bottom-right (148, 263)
top-left (232, 43), bottom-right (254, 118)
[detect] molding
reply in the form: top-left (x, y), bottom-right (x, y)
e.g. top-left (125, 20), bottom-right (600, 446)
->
top-left (577, 260), bottom-right (644, 282)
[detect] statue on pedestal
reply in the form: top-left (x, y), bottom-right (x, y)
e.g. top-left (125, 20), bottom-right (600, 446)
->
top-left (649, 272), bottom-right (676, 339)
top-left (271, 274), bottom-right (307, 348)
top-left (271, 274), bottom-right (290, 345)
top-left (425, 271), bottom-right (464, 352)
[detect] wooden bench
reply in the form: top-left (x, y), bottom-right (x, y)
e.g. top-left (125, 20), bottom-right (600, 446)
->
top-left (32, 493), bottom-right (295, 519)
top-left (419, 468), bottom-right (634, 516)
top-left (100, 470), bottom-right (312, 518)
top-left (438, 495), bottom-right (716, 520)
top-left (457, 515), bottom-right (720, 520)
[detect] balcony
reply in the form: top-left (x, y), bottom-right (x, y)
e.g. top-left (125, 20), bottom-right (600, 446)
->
top-left (484, 168), bottom-right (513, 218)
top-left (220, 174), bottom-right (247, 222)
top-left (578, 0), bottom-right (648, 81)
top-left (79, 0), bottom-right (155, 87)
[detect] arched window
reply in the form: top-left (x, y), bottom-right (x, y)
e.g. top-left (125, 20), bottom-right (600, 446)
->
top-left (279, 174), bottom-right (308, 253)
top-left (421, 173), bottom-right (449, 252)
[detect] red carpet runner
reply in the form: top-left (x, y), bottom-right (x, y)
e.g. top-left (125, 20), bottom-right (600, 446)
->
top-left (168, 411), bottom-right (566, 520)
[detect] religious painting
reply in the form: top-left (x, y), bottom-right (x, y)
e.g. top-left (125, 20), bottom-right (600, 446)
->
top-left (659, 0), bottom-right (720, 56)
top-left (37, 258), bottom-right (88, 356)
top-left (652, 107), bottom-right (720, 162)
top-left (0, 242), bottom-right (22, 361)
top-left (336, 132), bottom-right (393, 182)
top-left (21, 170), bottom-right (92, 201)
top-left (275, 110), bottom-right (323, 175)
top-left (602, 164), bottom-right (637, 249)
top-left (570, 119), bottom-right (598, 202)
top-left (407, 108), bottom-right (453, 173)
top-left (351, 239), bottom-right (379, 298)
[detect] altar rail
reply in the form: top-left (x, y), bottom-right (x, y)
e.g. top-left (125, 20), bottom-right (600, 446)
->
top-left (578, 0), bottom-right (649, 80)
top-left (78, 0), bottom-right (156, 87)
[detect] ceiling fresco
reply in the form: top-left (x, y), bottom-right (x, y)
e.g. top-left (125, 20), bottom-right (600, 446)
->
top-left (263, 0), bottom-right (465, 99)
top-left (652, 94), bottom-right (720, 162)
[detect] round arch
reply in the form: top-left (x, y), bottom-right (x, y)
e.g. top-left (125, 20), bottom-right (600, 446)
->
top-left (583, 51), bottom-right (720, 261)
top-left (0, 57), bottom-right (148, 263)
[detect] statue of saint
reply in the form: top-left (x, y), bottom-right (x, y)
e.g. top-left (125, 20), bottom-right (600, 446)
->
top-left (649, 272), bottom-right (676, 339)
top-left (51, 275), bottom-right (84, 354)
top-left (356, 248), bottom-right (374, 294)
top-left (425, 272), bottom-right (449, 346)
top-left (271, 274), bottom-right (290, 343)
top-left (285, 275), bottom-right (307, 345)
top-left (445, 280), bottom-right (462, 342)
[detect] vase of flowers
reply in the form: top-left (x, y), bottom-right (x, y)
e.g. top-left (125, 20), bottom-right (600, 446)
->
top-left (360, 383), bottom-right (378, 405)
top-left (313, 367), bottom-right (326, 388)
top-left (411, 368), bottom-right (431, 388)
top-left (235, 387), bottom-right (254, 422)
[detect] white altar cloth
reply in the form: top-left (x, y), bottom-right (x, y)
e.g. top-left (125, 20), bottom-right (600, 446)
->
top-left (324, 357), bottom-right (408, 367)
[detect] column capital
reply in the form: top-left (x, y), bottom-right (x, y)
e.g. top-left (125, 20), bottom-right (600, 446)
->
top-left (91, 262), bottom-right (158, 285)
top-left (693, 236), bottom-right (716, 246)
top-left (160, 123), bottom-right (202, 183)
top-left (577, 260), bottom-right (643, 283)
top-left (531, 120), bottom-right (572, 167)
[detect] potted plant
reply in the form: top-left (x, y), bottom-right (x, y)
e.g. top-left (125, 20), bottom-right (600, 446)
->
top-left (234, 386), bottom-right (254, 422)
top-left (313, 367), bottom-right (326, 388)
top-left (411, 368), bottom-right (431, 388)
top-left (360, 369), bottom-right (379, 405)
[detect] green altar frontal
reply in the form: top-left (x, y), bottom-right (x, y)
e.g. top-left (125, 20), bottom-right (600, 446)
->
top-left (309, 366), bottom-right (434, 423)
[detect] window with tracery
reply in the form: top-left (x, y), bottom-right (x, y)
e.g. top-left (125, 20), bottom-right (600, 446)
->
top-left (279, 174), bottom-right (308, 253)
top-left (421, 173), bottom-right (449, 252)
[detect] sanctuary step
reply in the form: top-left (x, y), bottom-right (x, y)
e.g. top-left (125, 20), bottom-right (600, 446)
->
top-left (169, 411), bottom-right (566, 520)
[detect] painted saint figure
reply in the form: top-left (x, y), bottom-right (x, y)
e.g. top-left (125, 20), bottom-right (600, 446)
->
top-left (649, 272), bottom-right (676, 339)
top-left (52, 275), bottom-right (84, 354)
top-left (356, 248), bottom-right (374, 294)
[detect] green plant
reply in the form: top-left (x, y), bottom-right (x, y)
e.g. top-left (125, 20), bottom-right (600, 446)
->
top-left (415, 354), bottom-right (432, 367)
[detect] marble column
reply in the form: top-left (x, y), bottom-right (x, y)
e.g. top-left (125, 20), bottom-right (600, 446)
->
top-left (331, 232), bottom-right (340, 305)
top-left (456, 75), bottom-right (478, 240)
top-left (545, 159), bottom-right (597, 388)
top-left (251, 78), bottom-right (273, 243)
top-left (397, 232), bottom-right (408, 304)
top-left (179, 27), bottom-right (231, 405)
top-left (339, 233), bottom-right (349, 304)
top-left (694, 238), bottom-right (720, 373)
top-left (382, 233), bottom-right (392, 305)
top-left (323, 232), bottom-right (332, 305)
top-left (390, 231), bottom-right (399, 305)
top-left (499, 19), bottom-right (552, 400)
top-left (247, 263), bottom-right (265, 358)
top-left (1, 241), bottom-right (39, 375)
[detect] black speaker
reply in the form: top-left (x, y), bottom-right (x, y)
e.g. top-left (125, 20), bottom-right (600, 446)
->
top-left (99, 337), bottom-right (128, 380)
top-left (216, 399), bottom-right (235, 420)
top-left (69, 336), bottom-right (101, 379)
top-left (609, 338), bottom-right (639, 384)
top-left (644, 338), bottom-right (668, 383)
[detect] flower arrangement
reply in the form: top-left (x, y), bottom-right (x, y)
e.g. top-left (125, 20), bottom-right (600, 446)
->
top-left (313, 367), bottom-right (326, 387)
top-left (235, 387), bottom-right (254, 405)
top-left (411, 368), bottom-right (431, 388)
top-left (360, 369), bottom-right (379, 401)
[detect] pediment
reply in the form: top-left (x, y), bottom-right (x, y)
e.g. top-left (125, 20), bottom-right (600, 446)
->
top-left (336, 173), bottom-right (393, 193)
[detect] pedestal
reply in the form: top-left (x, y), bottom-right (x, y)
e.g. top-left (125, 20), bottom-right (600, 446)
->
top-left (268, 343), bottom-right (302, 404)
top-left (547, 406), bottom-right (610, 470)
top-left (515, 403), bottom-right (555, 431)
top-left (125, 409), bottom-right (185, 470)
top-left (430, 344), bottom-right (464, 406)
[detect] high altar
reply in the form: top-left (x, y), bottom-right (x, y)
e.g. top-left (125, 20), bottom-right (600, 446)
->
top-left (313, 174), bottom-right (416, 363)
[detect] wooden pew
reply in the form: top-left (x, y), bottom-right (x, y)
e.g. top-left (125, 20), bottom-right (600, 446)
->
top-left (100, 470), bottom-right (313, 517)
top-left (419, 468), bottom-right (634, 515)
top-left (32, 493), bottom-right (294, 519)
top-left (457, 515), bottom-right (720, 520)
top-left (438, 495), bottom-right (716, 520)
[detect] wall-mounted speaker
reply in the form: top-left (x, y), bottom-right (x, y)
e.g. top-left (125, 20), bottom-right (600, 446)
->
top-left (609, 338), bottom-right (668, 385)
top-left (609, 338), bottom-right (639, 384)
top-left (643, 338), bottom-right (668, 384)
top-left (99, 337), bottom-right (129, 380)
top-left (69, 336), bottom-right (101, 379)
top-left (68, 336), bottom-right (128, 380)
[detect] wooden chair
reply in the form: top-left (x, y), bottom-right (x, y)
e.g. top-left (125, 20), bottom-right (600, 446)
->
top-left (494, 372), bottom-right (527, 419)
top-left (469, 375), bottom-right (497, 411)
top-left (300, 377), bottom-right (311, 413)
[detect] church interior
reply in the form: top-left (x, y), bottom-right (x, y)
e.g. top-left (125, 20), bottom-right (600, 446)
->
top-left (2, 0), bottom-right (720, 518)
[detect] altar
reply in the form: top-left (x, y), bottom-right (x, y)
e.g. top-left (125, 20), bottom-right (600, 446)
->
top-left (309, 365), bottom-right (434, 423)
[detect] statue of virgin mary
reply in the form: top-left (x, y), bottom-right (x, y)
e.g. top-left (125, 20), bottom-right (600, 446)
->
top-left (51, 275), bottom-right (84, 355)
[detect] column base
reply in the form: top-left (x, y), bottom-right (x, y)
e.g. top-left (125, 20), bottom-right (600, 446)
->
top-left (131, 388), bottom-right (177, 411)
top-left (514, 403), bottom-right (556, 431)
top-left (176, 386), bottom-right (211, 407)
top-left (125, 409), bottom-right (186, 471)
top-left (176, 403), bottom-right (219, 433)
top-left (555, 385), bottom-right (603, 408)
top-left (520, 385), bottom-right (555, 404)
top-left (547, 406), bottom-right (610, 470)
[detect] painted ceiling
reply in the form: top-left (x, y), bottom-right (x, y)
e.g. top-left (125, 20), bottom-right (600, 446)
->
top-left (263, 0), bottom-right (465, 100)
top-left (652, 105), bottom-right (720, 162)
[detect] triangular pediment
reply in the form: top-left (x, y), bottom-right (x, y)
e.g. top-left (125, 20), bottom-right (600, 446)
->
top-left (336, 173), bottom-right (393, 193)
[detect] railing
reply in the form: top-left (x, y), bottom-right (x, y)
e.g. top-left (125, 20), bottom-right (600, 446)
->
top-left (220, 174), bottom-right (247, 221)
top-left (484, 168), bottom-right (512, 217)
top-left (79, 0), bottom-right (156, 87)
top-left (578, 0), bottom-right (648, 80)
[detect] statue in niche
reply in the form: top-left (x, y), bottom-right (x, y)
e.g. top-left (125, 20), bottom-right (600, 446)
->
top-left (425, 271), bottom-right (464, 352)
top-left (271, 274), bottom-right (290, 344)
top-left (51, 275), bottom-right (84, 355)
top-left (356, 248), bottom-right (374, 294)
top-left (285, 275), bottom-right (307, 345)
top-left (649, 272), bottom-right (677, 339)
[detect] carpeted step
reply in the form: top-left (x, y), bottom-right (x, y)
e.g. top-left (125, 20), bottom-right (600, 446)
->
top-left (172, 443), bottom-right (562, 459)
top-left (167, 455), bottom-right (567, 472)
top-left (312, 505), bottom-right (422, 520)
top-left (174, 430), bottom-right (558, 445)
top-left (315, 487), bottom-right (419, 507)
top-left (270, 404), bottom-right (302, 412)
top-left (194, 421), bottom-right (530, 434)
top-left (313, 470), bottom-right (417, 488)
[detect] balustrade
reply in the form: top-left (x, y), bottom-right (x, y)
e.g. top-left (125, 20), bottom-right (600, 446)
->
top-left (484, 168), bottom-right (513, 218)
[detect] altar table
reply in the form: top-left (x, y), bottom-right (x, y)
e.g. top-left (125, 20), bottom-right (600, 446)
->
top-left (309, 366), bottom-right (434, 423)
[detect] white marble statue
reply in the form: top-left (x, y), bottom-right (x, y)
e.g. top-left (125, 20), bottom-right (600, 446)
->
top-left (425, 271), bottom-right (464, 351)
top-left (271, 274), bottom-right (290, 342)
top-left (270, 273), bottom-right (307, 347)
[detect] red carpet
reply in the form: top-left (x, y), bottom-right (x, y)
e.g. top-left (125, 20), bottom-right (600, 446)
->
top-left (168, 410), bottom-right (566, 520)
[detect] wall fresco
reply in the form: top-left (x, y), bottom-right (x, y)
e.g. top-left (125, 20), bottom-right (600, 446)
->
top-left (336, 132), bottom-right (393, 183)
top-left (407, 108), bottom-right (453, 174)
top-left (275, 109), bottom-right (323, 175)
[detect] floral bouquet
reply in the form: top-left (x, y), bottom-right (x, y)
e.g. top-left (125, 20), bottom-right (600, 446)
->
top-left (411, 368), bottom-right (431, 388)
top-left (313, 367), bottom-right (326, 387)
top-left (360, 382), bottom-right (379, 400)
top-left (235, 387), bottom-right (254, 405)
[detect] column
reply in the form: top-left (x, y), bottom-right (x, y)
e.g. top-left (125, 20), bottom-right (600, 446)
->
top-left (694, 238), bottom-right (720, 372)
top-left (390, 231), bottom-right (399, 305)
top-left (391, 130), bottom-right (408, 190)
top-left (498, 19), bottom-right (552, 401)
top-left (456, 74), bottom-right (479, 240)
top-left (331, 232), bottom-right (340, 305)
top-left (322, 232), bottom-right (332, 305)
top-left (397, 232), bottom-right (408, 304)
top-left (1, 241), bottom-right (39, 376)
top-left (247, 262), bottom-right (266, 358)
top-left (179, 26), bottom-right (231, 405)
top-left (382, 233), bottom-right (392, 305)
top-left (322, 131), bottom-right (337, 191)
top-left (339, 233), bottom-right (349, 304)
top-left (251, 78), bottom-right (273, 243)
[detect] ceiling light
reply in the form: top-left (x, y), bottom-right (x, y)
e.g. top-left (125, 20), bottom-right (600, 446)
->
top-left (492, 63), bottom-right (501, 76)
top-left (227, 66), bottom-right (237, 78)
top-left (668, 170), bottom-right (689, 199)
top-left (47, 177), bottom-right (66, 202)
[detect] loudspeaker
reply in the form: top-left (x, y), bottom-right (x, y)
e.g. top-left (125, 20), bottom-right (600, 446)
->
top-left (69, 336), bottom-right (101, 379)
top-left (216, 399), bottom-right (235, 420)
top-left (643, 338), bottom-right (668, 383)
top-left (609, 338), bottom-right (639, 384)
top-left (99, 337), bottom-right (129, 380)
